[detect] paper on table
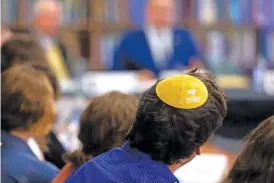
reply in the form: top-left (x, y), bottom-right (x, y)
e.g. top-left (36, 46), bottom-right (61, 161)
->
top-left (174, 154), bottom-right (228, 183)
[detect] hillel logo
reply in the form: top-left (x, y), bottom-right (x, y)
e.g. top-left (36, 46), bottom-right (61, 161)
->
top-left (186, 89), bottom-right (201, 104)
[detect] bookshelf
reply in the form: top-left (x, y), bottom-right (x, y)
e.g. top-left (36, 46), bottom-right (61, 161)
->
top-left (2, 0), bottom-right (274, 72)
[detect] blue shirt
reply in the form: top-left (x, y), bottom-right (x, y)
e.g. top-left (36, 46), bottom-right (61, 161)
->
top-left (112, 28), bottom-right (200, 76)
top-left (65, 141), bottom-right (179, 183)
top-left (1, 131), bottom-right (59, 183)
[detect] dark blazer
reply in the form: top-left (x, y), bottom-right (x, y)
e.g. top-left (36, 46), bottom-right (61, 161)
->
top-left (28, 30), bottom-right (87, 78)
top-left (1, 131), bottom-right (59, 183)
top-left (112, 28), bottom-right (200, 76)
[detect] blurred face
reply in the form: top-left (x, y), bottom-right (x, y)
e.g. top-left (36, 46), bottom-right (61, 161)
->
top-left (35, 5), bottom-right (62, 36)
top-left (147, 0), bottom-right (175, 29)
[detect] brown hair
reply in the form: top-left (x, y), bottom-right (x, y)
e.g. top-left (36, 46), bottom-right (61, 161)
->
top-left (1, 64), bottom-right (55, 136)
top-left (1, 34), bottom-right (48, 72)
top-left (127, 68), bottom-right (227, 164)
top-left (64, 91), bottom-right (139, 168)
top-left (223, 116), bottom-right (274, 183)
top-left (1, 34), bottom-right (60, 99)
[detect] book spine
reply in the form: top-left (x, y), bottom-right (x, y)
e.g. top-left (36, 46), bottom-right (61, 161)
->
top-left (128, 0), bottom-right (147, 26)
top-left (229, 0), bottom-right (241, 25)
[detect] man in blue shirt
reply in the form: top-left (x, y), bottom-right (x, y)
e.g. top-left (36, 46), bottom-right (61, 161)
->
top-left (65, 69), bottom-right (227, 183)
top-left (112, 0), bottom-right (202, 78)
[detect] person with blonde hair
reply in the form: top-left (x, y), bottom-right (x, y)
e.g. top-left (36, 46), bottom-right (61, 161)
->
top-left (52, 91), bottom-right (138, 183)
top-left (1, 64), bottom-right (59, 183)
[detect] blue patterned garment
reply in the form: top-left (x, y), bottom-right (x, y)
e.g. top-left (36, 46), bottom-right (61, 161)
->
top-left (65, 141), bottom-right (179, 183)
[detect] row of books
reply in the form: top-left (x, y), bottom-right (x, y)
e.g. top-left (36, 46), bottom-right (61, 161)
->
top-left (97, 0), bottom-right (274, 27)
top-left (99, 29), bottom-right (274, 74)
top-left (204, 30), bottom-right (257, 74)
top-left (196, 0), bottom-right (274, 26)
top-left (1, 0), bottom-right (88, 25)
top-left (2, 0), bottom-right (274, 27)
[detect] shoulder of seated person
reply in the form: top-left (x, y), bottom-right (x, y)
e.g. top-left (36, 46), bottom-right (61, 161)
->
top-left (122, 29), bottom-right (144, 39)
top-left (2, 153), bottom-right (59, 180)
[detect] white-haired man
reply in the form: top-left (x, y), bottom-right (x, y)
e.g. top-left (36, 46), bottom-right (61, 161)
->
top-left (32, 0), bottom-right (80, 81)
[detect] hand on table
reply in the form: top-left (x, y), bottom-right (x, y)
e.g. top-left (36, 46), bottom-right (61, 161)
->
top-left (189, 59), bottom-right (204, 69)
top-left (137, 69), bottom-right (155, 81)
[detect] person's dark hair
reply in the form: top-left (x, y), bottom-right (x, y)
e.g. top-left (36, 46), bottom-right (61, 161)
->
top-left (1, 34), bottom-right (60, 99)
top-left (1, 34), bottom-right (48, 72)
top-left (64, 91), bottom-right (139, 168)
top-left (223, 116), bottom-right (274, 183)
top-left (28, 62), bottom-right (60, 99)
top-left (1, 64), bottom-right (54, 132)
top-left (126, 69), bottom-right (227, 165)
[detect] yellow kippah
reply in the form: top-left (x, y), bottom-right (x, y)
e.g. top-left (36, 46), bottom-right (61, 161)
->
top-left (156, 74), bottom-right (208, 109)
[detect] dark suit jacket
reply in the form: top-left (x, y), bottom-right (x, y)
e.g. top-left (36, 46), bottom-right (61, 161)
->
top-left (112, 28), bottom-right (200, 76)
top-left (28, 30), bottom-right (87, 78)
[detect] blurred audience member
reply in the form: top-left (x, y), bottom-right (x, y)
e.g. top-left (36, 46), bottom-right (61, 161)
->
top-left (112, 0), bottom-right (202, 78)
top-left (28, 63), bottom-right (66, 169)
top-left (1, 25), bottom-right (13, 45)
top-left (1, 34), bottom-right (67, 169)
top-left (65, 69), bottom-right (227, 183)
top-left (1, 34), bottom-right (48, 72)
top-left (1, 64), bottom-right (59, 183)
top-left (32, 0), bottom-right (84, 81)
top-left (52, 91), bottom-right (138, 183)
top-left (223, 115), bottom-right (274, 183)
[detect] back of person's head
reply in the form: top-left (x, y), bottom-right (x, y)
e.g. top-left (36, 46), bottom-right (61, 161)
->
top-left (223, 116), bottom-right (274, 183)
top-left (27, 62), bottom-right (60, 99)
top-left (1, 34), bottom-right (60, 99)
top-left (1, 64), bottom-right (55, 136)
top-left (126, 69), bottom-right (227, 165)
top-left (1, 34), bottom-right (47, 72)
top-left (64, 91), bottom-right (138, 168)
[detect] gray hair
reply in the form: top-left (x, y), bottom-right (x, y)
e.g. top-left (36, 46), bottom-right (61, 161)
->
top-left (34, 0), bottom-right (62, 16)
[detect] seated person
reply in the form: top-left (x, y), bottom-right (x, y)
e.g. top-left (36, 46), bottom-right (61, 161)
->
top-left (112, 0), bottom-right (202, 78)
top-left (223, 115), bottom-right (274, 183)
top-left (1, 64), bottom-right (59, 183)
top-left (65, 69), bottom-right (227, 183)
top-left (52, 91), bottom-right (138, 183)
top-left (1, 35), bottom-right (66, 169)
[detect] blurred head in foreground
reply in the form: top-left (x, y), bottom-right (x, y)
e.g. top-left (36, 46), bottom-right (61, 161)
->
top-left (51, 91), bottom-right (138, 183)
top-left (127, 69), bottom-right (227, 171)
top-left (1, 34), bottom-right (47, 72)
top-left (1, 34), bottom-right (60, 99)
top-left (1, 64), bottom-right (55, 137)
top-left (223, 115), bottom-right (274, 183)
top-left (65, 91), bottom-right (138, 167)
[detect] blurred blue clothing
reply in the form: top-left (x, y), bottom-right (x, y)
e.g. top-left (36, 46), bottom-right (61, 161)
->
top-left (65, 141), bottom-right (179, 183)
top-left (112, 28), bottom-right (200, 76)
top-left (1, 131), bottom-right (59, 183)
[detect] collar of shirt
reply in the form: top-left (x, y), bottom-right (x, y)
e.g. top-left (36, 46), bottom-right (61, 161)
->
top-left (35, 31), bottom-right (56, 50)
top-left (122, 141), bottom-right (179, 183)
top-left (1, 131), bottom-right (37, 159)
top-left (27, 138), bottom-right (45, 161)
top-left (145, 25), bottom-right (173, 67)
